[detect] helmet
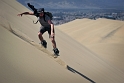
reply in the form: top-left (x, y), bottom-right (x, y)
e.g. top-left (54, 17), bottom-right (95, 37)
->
top-left (37, 8), bottom-right (44, 13)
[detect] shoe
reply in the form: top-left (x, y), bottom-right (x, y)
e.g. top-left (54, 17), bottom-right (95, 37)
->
top-left (41, 40), bottom-right (47, 48)
top-left (53, 48), bottom-right (59, 55)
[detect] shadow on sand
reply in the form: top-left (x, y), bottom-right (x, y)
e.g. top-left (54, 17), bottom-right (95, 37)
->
top-left (67, 65), bottom-right (96, 83)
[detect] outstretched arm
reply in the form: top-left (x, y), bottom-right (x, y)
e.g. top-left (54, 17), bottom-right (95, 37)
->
top-left (17, 12), bottom-right (34, 16)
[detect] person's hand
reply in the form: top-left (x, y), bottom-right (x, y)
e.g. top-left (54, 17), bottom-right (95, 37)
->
top-left (51, 32), bottom-right (55, 38)
top-left (17, 13), bottom-right (23, 17)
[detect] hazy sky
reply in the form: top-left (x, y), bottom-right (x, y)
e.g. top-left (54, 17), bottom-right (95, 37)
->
top-left (17, 0), bottom-right (124, 9)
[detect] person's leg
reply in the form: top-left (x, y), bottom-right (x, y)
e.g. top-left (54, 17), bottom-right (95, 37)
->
top-left (47, 26), bottom-right (59, 54)
top-left (38, 32), bottom-right (44, 42)
top-left (47, 26), bottom-right (57, 49)
top-left (50, 36), bottom-right (59, 54)
top-left (38, 26), bottom-right (46, 42)
top-left (39, 26), bottom-right (47, 48)
top-left (50, 36), bottom-right (57, 49)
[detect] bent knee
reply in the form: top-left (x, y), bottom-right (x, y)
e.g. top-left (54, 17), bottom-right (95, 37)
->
top-left (38, 32), bottom-right (42, 36)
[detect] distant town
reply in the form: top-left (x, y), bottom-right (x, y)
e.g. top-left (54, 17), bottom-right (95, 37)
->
top-left (48, 9), bottom-right (124, 25)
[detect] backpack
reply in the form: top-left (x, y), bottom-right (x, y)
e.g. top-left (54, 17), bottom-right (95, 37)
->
top-left (44, 12), bottom-right (53, 20)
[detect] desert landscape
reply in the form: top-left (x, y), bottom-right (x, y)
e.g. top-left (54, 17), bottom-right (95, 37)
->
top-left (57, 18), bottom-right (124, 72)
top-left (0, 0), bottom-right (124, 83)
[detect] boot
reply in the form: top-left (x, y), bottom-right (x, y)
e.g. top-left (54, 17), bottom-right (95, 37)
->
top-left (53, 48), bottom-right (59, 55)
top-left (41, 40), bottom-right (47, 48)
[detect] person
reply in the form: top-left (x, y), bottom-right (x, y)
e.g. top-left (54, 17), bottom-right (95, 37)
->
top-left (17, 8), bottom-right (59, 55)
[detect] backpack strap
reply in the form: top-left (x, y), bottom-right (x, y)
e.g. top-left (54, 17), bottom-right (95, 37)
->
top-left (33, 17), bottom-right (39, 24)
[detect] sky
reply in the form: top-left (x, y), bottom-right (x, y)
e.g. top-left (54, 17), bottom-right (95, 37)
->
top-left (17, 0), bottom-right (124, 9)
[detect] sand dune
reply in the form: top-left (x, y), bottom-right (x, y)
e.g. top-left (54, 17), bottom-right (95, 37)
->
top-left (0, 0), bottom-right (124, 83)
top-left (57, 18), bottom-right (124, 72)
top-left (0, 0), bottom-right (89, 83)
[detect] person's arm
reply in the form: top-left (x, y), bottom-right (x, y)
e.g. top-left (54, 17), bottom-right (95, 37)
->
top-left (48, 20), bottom-right (55, 37)
top-left (17, 12), bottom-right (34, 16)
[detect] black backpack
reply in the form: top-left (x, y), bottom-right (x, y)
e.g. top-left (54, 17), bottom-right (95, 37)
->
top-left (44, 12), bottom-right (53, 20)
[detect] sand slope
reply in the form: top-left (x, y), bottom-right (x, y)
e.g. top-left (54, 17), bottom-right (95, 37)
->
top-left (0, 0), bottom-right (89, 83)
top-left (0, 0), bottom-right (124, 83)
top-left (57, 18), bottom-right (124, 72)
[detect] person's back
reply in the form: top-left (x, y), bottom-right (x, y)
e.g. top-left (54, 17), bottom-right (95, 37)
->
top-left (38, 14), bottom-right (51, 26)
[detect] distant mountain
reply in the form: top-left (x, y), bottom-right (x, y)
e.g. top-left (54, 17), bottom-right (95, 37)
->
top-left (17, 0), bottom-right (124, 9)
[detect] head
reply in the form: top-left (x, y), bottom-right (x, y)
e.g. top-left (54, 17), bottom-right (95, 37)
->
top-left (37, 8), bottom-right (44, 17)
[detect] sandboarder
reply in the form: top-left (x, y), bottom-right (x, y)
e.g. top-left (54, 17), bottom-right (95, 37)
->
top-left (17, 7), bottom-right (59, 55)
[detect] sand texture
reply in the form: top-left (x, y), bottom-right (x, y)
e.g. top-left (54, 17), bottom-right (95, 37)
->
top-left (0, 0), bottom-right (124, 83)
